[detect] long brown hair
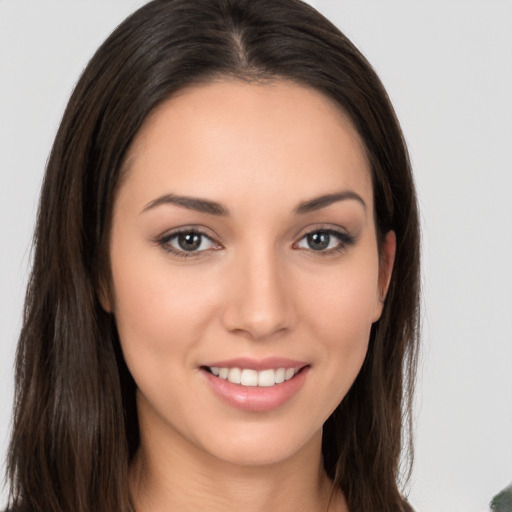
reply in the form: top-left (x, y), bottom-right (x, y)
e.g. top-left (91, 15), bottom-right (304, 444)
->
top-left (7, 1), bottom-right (420, 511)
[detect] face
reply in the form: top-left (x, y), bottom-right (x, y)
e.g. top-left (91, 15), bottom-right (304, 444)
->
top-left (107, 80), bottom-right (395, 467)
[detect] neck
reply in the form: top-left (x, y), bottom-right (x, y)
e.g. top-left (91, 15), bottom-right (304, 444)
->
top-left (129, 419), bottom-right (346, 512)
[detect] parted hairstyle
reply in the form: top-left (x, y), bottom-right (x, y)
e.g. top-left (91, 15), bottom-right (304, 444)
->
top-left (6, 1), bottom-right (420, 511)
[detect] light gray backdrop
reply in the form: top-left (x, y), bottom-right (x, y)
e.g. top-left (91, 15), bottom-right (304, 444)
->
top-left (1, 1), bottom-right (511, 511)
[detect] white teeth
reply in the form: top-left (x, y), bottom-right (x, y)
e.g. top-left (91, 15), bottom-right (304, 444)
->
top-left (240, 369), bottom-right (258, 386)
top-left (284, 368), bottom-right (295, 380)
top-left (258, 369), bottom-right (275, 387)
top-left (228, 367), bottom-right (241, 384)
top-left (210, 366), bottom-right (299, 387)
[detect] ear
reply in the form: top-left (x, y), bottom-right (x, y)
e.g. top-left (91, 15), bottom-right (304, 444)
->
top-left (379, 230), bottom-right (396, 300)
top-left (97, 278), bottom-right (113, 313)
top-left (373, 230), bottom-right (396, 322)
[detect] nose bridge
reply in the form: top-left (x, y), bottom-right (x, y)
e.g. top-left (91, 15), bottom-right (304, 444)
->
top-left (222, 242), bottom-right (294, 339)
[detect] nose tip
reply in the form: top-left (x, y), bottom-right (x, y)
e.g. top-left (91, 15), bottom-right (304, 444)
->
top-left (221, 256), bottom-right (295, 340)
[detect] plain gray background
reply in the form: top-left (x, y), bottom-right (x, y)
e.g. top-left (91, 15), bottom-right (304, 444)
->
top-left (1, 1), bottom-right (511, 511)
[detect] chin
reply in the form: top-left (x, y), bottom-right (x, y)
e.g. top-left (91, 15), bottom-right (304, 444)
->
top-left (193, 421), bottom-right (324, 468)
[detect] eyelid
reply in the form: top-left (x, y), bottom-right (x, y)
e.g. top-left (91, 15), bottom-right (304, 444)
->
top-left (155, 226), bottom-right (222, 257)
top-left (293, 225), bottom-right (356, 253)
top-left (293, 223), bottom-right (352, 241)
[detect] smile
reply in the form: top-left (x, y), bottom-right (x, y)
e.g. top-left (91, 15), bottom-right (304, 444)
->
top-left (207, 366), bottom-right (298, 387)
top-left (200, 358), bottom-right (310, 412)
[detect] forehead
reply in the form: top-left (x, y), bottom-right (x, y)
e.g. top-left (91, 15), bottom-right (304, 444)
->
top-left (120, 79), bottom-right (373, 212)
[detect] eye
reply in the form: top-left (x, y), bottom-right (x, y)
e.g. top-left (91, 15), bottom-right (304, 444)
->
top-left (295, 229), bottom-right (354, 253)
top-left (157, 229), bottom-right (220, 257)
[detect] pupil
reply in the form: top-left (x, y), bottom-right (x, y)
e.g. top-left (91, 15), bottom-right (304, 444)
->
top-left (178, 233), bottom-right (201, 251)
top-left (307, 232), bottom-right (330, 251)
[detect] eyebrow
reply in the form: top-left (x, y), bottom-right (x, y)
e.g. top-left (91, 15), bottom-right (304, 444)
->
top-left (141, 190), bottom-right (366, 216)
top-left (295, 191), bottom-right (366, 214)
top-left (141, 194), bottom-right (229, 216)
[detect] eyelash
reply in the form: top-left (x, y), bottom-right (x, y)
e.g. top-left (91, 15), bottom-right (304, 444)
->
top-left (155, 227), bottom-right (355, 258)
top-left (156, 228), bottom-right (220, 258)
top-left (294, 228), bottom-right (356, 256)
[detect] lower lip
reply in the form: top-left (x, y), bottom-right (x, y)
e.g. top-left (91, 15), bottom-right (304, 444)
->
top-left (201, 367), bottom-right (309, 412)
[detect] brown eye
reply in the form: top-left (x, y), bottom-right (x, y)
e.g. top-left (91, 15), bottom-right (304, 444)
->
top-left (176, 232), bottom-right (203, 251)
top-left (158, 230), bottom-right (220, 256)
top-left (306, 232), bottom-right (331, 251)
top-left (295, 229), bottom-right (356, 254)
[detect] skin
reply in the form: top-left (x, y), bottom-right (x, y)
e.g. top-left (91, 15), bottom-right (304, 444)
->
top-left (106, 80), bottom-right (395, 512)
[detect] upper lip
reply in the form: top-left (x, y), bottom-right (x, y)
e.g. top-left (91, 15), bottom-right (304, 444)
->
top-left (201, 357), bottom-right (309, 371)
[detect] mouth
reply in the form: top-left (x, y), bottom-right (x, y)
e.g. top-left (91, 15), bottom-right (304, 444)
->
top-left (199, 358), bottom-right (310, 412)
top-left (202, 365), bottom-right (305, 387)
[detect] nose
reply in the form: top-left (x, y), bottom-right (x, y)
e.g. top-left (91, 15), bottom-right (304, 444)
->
top-left (221, 247), bottom-right (296, 340)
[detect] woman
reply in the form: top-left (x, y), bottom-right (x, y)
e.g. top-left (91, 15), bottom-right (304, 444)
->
top-left (6, 0), bottom-right (420, 511)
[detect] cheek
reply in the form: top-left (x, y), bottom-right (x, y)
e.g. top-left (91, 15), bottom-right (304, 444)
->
top-left (109, 238), bottom-right (220, 374)
top-left (304, 255), bottom-right (380, 336)
top-left (299, 254), bottom-right (380, 387)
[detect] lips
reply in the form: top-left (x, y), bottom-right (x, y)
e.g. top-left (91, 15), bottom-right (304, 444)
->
top-left (200, 357), bottom-right (310, 412)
